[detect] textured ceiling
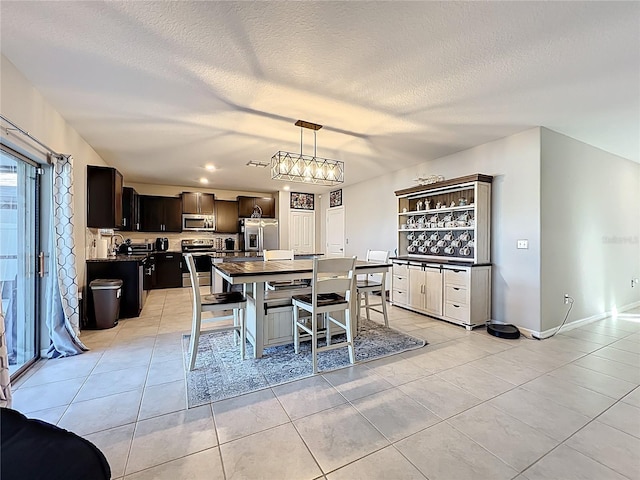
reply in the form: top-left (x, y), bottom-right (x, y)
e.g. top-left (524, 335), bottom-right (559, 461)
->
top-left (1, 1), bottom-right (638, 193)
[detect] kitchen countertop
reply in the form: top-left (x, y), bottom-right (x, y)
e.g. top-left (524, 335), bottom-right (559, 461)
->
top-left (87, 254), bottom-right (149, 262)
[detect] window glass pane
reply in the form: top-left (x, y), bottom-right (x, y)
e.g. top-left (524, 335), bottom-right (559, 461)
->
top-left (0, 149), bottom-right (38, 377)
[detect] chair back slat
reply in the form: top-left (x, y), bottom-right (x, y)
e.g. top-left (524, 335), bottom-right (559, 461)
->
top-left (365, 249), bottom-right (389, 283)
top-left (184, 253), bottom-right (201, 305)
top-left (312, 256), bottom-right (356, 303)
top-left (263, 249), bottom-right (295, 261)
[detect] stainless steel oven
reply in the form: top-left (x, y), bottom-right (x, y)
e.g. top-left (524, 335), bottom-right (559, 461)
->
top-left (181, 239), bottom-right (214, 287)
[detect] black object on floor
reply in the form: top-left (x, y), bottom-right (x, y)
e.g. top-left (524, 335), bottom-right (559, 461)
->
top-left (487, 323), bottom-right (521, 339)
top-left (0, 407), bottom-right (111, 480)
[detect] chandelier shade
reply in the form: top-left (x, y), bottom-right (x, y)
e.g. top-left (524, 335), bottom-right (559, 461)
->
top-left (270, 120), bottom-right (345, 186)
top-left (271, 151), bottom-right (344, 186)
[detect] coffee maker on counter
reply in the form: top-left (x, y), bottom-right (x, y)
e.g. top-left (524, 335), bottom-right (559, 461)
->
top-left (155, 237), bottom-right (169, 251)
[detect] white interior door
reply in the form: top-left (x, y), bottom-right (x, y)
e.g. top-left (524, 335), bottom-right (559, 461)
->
top-left (326, 206), bottom-right (345, 257)
top-left (289, 210), bottom-right (315, 254)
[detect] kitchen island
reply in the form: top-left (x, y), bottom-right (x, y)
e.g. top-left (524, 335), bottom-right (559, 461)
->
top-left (213, 259), bottom-right (391, 357)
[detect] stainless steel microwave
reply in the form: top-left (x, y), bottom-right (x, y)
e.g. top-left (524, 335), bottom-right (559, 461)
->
top-left (182, 214), bottom-right (215, 231)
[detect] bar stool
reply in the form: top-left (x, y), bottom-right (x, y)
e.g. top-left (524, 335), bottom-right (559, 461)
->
top-left (184, 253), bottom-right (247, 370)
top-left (356, 250), bottom-right (390, 327)
top-left (292, 256), bottom-right (357, 374)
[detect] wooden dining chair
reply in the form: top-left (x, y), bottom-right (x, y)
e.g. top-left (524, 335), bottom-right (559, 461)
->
top-left (184, 253), bottom-right (247, 370)
top-left (292, 256), bottom-right (357, 374)
top-left (356, 249), bottom-right (390, 327)
top-left (263, 249), bottom-right (310, 290)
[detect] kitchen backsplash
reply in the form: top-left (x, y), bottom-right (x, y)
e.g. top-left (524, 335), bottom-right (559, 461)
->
top-left (86, 228), bottom-right (240, 258)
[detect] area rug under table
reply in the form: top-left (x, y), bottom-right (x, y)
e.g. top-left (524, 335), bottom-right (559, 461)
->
top-left (182, 319), bottom-right (425, 407)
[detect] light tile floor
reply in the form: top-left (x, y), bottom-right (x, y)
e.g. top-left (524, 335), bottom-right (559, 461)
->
top-left (10, 289), bottom-right (640, 480)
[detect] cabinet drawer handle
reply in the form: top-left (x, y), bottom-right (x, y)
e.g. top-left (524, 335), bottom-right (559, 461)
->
top-left (452, 269), bottom-right (463, 273)
top-left (166, 255), bottom-right (173, 258)
top-left (453, 287), bottom-right (460, 291)
top-left (452, 304), bottom-right (460, 308)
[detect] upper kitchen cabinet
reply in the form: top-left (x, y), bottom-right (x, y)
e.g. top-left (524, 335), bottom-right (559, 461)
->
top-left (139, 195), bottom-right (182, 232)
top-left (182, 192), bottom-right (214, 214)
top-left (215, 200), bottom-right (239, 233)
top-left (237, 196), bottom-right (275, 218)
top-left (87, 165), bottom-right (124, 228)
top-left (121, 187), bottom-right (140, 231)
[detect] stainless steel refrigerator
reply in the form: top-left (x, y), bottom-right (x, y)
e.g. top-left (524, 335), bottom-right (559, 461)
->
top-left (242, 218), bottom-right (279, 251)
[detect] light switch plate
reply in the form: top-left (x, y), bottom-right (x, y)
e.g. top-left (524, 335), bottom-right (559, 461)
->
top-left (517, 239), bottom-right (529, 249)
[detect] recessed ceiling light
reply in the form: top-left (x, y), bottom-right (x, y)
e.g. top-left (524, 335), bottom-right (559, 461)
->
top-left (199, 177), bottom-right (209, 184)
top-left (283, 185), bottom-right (290, 191)
top-left (205, 164), bottom-right (216, 171)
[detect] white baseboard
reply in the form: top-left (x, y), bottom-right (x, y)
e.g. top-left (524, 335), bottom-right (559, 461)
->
top-left (534, 300), bottom-right (640, 340)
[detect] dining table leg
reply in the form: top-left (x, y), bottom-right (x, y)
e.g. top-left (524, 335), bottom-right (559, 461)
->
top-left (252, 281), bottom-right (266, 358)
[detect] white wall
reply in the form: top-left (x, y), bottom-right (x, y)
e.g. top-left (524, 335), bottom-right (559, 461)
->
top-left (1, 55), bottom-right (108, 287)
top-left (341, 128), bottom-right (543, 332)
top-left (540, 128), bottom-right (640, 332)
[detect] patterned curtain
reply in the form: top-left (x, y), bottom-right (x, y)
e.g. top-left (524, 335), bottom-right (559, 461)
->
top-left (45, 154), bottom-right (87, 358)
top-left (0, 297), bottom-right (11, 407)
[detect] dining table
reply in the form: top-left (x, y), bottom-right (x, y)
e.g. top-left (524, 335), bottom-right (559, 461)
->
top-left (212, 259), bottom-right (391, 358)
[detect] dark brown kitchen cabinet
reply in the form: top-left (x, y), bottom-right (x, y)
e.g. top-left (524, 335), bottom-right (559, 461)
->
top-left (85, 258), bottom-right (147, 327)
top-left (182, 192), bottom-right (214, 214)
top-left (215, 200), bottom-right (239, 233)
top-left (87, 165), bottom-right (123, 228)
top-left (139, 195), bottom-right (182, 232)
top-left (122, 187), bottom-right (140, 231)
top-left (152, 252), bottom-right (182, 289)
top-left (237, 196), bottom-right (275, 218)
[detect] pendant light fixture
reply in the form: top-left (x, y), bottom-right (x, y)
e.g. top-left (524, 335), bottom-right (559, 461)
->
top-left (271, 120), bottom-right (344, 186)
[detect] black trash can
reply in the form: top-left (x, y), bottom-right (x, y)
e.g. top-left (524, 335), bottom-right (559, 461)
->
top-left (89, 279), bottom-right (123, 329)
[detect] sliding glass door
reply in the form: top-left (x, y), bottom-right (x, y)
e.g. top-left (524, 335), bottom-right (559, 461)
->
top-left (0, 147), bottom-right (40, 378)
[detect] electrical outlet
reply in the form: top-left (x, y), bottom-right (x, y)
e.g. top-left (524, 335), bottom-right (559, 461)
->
top-left (564, 293), bottom-right (570, 304)
top-left (517, 239), bottom-right (529, 249)
top-left (633, 278), bottom-right (639, 288)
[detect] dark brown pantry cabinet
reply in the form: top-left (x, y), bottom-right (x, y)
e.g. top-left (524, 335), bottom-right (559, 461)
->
top-left (237, 196), bottom-right (275, 218)
top-left (139, 195), bottom-right (182, 232)
top-left (87, 165), bottom-right (123, 228)
top-left (182, 192), bottom-right (215, 214)
top-left (121, 187), bottom-right (140, 231)
top-left (215, 200), bottom-right (239, 233)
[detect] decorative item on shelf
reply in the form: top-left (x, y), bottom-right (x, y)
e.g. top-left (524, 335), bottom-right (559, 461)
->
top-left (450, 201), bottom-right (456, 208)
top-left (412, 240), bottom-right (420, 246)
top-left (271, 120), bottom-right (344, 186)
top-left (429, 232), bottom-right (439, 241)
top-left (467, 240), bottom-right (475, 248)
top-left (437, 221), bottom-right (445, 228)
top-left (459, 231), bottom-right (471, 242)
top-left (418, 215), bottom-right (426, 225)
top-left (444, 246), bottom-right (455, 254)
top-left (416, 200), bottom-right (423, 211)
top-left (430, 246), bottom-right (440, 254)
top-left (402, 207), bottom-right (408, 213)
top-left (418, 232), bottom-right (427, 241)
top-left (435, 201), bottom-right (443, 209)
top-left (407, 232), bottom-right (415, 241)
top-left (436, 239), bottom-right (446, 247)
top-left (460, 246), bottom-right (471, 256)
top-left (443, 231), bottom-right (454, 241)
top-left (407, 245), bottom-right (417, 253)
top-left (418, 245), bottom-right (427, 253)
top-left (429, 214), bottom-right (439, 223)
top-left (425, 199), bottom-right (431, 210)
top-left (458, 198), bottom-right (468, 206)
top-left (451, 239), bottom-right (461, 247)
top-left (413, 175), bottom-right (445, 186)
